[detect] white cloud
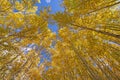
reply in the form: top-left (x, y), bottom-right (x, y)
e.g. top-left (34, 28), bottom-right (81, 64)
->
top-left (46, 0), bottom-right (51, 3)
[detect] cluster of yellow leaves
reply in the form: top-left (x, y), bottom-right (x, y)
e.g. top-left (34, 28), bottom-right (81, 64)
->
top-left (0, 0), bottom-right (56, 80)
top-left (43, 0), bottom-right (120, 80)
top-left (0, 0), bottom-right (40, 13)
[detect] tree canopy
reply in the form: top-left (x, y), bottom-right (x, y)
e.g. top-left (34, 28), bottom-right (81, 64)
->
top-left (0, 0), bottom-right (120, 80)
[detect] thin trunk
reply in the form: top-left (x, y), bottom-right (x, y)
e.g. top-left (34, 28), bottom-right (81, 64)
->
top-left (70, 42), bottom-right (100, 80)
top-left (87, 1), bottom-right (120, 14)
top-left (71, 23), bottom-right (120, 39)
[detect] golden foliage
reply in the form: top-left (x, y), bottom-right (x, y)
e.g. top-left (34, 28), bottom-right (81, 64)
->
top-left (0, 0), bottom-right (120, 80)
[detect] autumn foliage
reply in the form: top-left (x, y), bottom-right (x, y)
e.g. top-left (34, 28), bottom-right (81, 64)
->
top-left (0, 0), bottom-right (120, 80)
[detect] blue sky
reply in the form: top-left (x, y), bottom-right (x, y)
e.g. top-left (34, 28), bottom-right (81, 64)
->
top-left (36, 0), bottom-right (64, 14)
top-left (36, 0), bottom-right (64, 33)
top-left (14, 0), bottom-right (64, 33)
top-left (35, 0), bottom-right (64, 65)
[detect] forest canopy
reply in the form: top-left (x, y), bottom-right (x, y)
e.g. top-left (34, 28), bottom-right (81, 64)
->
top-left (0, 0), bottom-right (120, 80)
